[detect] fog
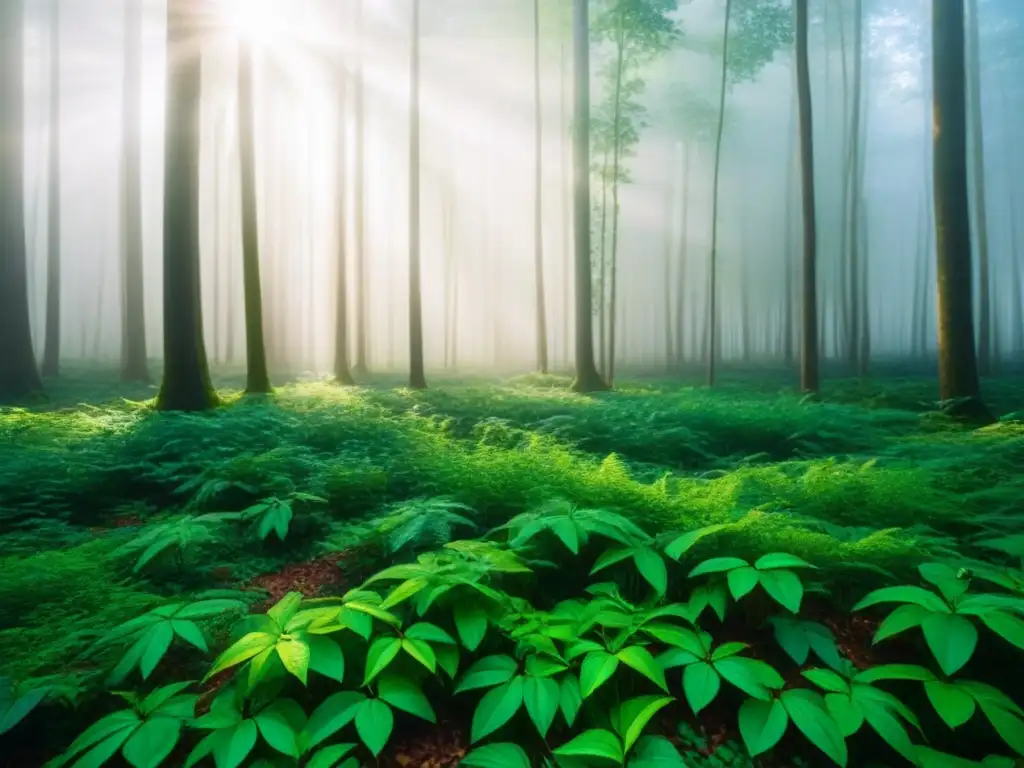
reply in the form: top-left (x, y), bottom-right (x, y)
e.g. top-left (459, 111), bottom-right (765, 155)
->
top-left (15, 0), bottom-right (1024, 378)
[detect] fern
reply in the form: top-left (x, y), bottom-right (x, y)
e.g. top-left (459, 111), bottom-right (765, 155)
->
top-left (379, 497), bottom-right (478, 554)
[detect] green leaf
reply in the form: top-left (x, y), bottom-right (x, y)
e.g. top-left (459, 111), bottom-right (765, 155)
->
top-left (378, 673), bottom-right (436, 723)
top-left (755, 553), bottom-right (816, 571)
top-left (921, 613), bottom-right (977, 676)
top-left (454, 603), bottom-right (488, 651)
top-left (0, 687), bottom-right (46, 735)
top-left (72, 729), bottom-right (136, 768)
top-left (853, 586), bottom-right (949, 613)
top-left (979, 611), bottom-right (1024, 651)
top-left (803, 668), bottom-right (850, 694)
top-left (301, 692), bottom-right (365, 751)
top-left (560, 675), bottom-right (583, 727)
top-left (614, 695), bottom-right (673, 753)
top-left (524, 676), bottom-right (560, 738)
top-left (925, 681), bottom-right (976, 729)
top-left (436, 644), bottom-right (460, 679)
top-left (727, 567), bottom-right (760, 601)
top-left (781, 689), bottom-right (848, 766)
top-left (663, 524), bottom-right (730, 561)
top-left (714, 657), bottom-right (781, 700)
top-left (960, 681), bottom-right (1024, 717)
top-left (402, 638), bottom-right (437, 673)
top-left (643, 625), bottom-right (705, 656)
top-left (854, 664), bottom-right (935, 684)
top-left (405, 622), bottom-right (457, 645)
top-left (739, 698), bottom-right (789, 757)
top-left (140, 683), bottom-right (195, 717)
top-left (758, 569), bottom-right (804, 613)
top-left (140, 623), bottom-right (175, 680)
top-left (711, 642), bottom-right (748, 661)
top-left (363, 637), bottom-right (402, 685)
top-left (255, 706), bottom-right (300, 759)
top-left (214, 720), bottom-right (259, 768)
top-left (456, 655), bottom-right (518, 694)
top-left (461, 743), bottom-right (532, 768)
top-left (617, 646), bottom-right (668, 692)
top-left (688, 557), bottom-right (748, 578)
top-left (860, 700), bottom-right (920, 764)
top-left (629, 736), bottom-right (688, 767)
top-left (825, 693), bottom-right (864, 737)
top-left (875, 604), bottom-right (930, 643)
top-left (61, 711), bottom-right (140, 761)
top-left (277, 636), bottom-right (311, 685)
top-left (525, 655), bottom-right (568, 678)
top-left (551, 518), bottom-right (581, 554)
top-left (553, 729), bottom-right (624, 764)
top-left (471, 677), bottom-right (525, 743)
top-left (380, 578), bottom-right (428, 610)
top-left (975, 698), bottom-right (1024, 757)
top-left (919, 563), bottom-right (969, 603)
top-left (592, 547), bottom-right (635, 574)
top-left (633, 548), bottom-right (668, 595)
top-left (308, 636), bottom-right (344, 683)
top-left (205, 632), bottom-right (277, 680)
top-left (175, 600), bottom-right (247, 620)
top-left (581, 651), bottom-right (620, 699)
top-left (683, 662), bottom-right (720, 715)
top-left (268, 592), bottom-right (304, 629)
top-left (305, 744), bottom-right (357, 768)
top-left (355, 699), bottom-right (393, 757)
top-left (122, 717), bottom-right (181, 768)
top-left (170, 620), bottom-right (208, 653)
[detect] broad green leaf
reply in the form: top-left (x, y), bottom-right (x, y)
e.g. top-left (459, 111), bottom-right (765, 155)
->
top-left (307, 636), bottom-right (344, 683)
top-left (268, 593), bottom-right (304, 629)
top-left (560, 675), bottom-right (583, 727)
top-left (727, 567), bottom-right (760, 601)
top-left (803, 668), bottom-right (850, 694)
top-left (378, 673), bottom-right (436, 723)
top-left (0, 687), bottom-right (46, 735)
top-left (921, 613), bottom-right (977, 676)
top-left (925, 681), bottom-right (976, 729)
top-left (525, 655), bottom-right (568, 678)
top-left (62, 711), bottom-right (140, 760)
top-left (711, 642), bottom-right (748, 660)
top-left (355, 699), bottom-right (393, 757)
top-left (402, 638), bottom-right (437, 673)
top-left (853, 586), bottom-right (949, 613)
top-left (471, 677), bottom-right (525, 743)
top-left (343, 601), bottom-right (401, 628)
top-left (551, 518), bottom-right (581, 554)
top-left (72, 729), bottom-right (135, 768)
top-left (758, 569), bottom-right (804, 613)
top-left (861, 701), bottom-right (920, 764)
top-left (205, 632), bottom-right (277, 680)
top-left (663, 524), bottom-right (730, 561)
top-left (247, 646), bottom-right (278, 690)
top-left (581, 651), bottom-right (620, 698)
top-left (975, 699), bottom-right (1024, 757)
top-left (714, 657), bottom-right (780, 699)
top-left (643, 625), bottom-right (705, 657)
top-left (363, 637), bottom-right (402, 685)
top-left (755, 553), bottom-right (816, 571)
top-left (461, 743), bottom-right (531, 768)
top-left (175, 600), bottom-right (247, 620)
top-left (456, 655), bottom-right (518, 693)
top-left (305, 744), bottom-right (357, 768)
top-left (380, 578), bottom-right (428, 610)
top-left (739, 698), bottom-right (788, 757)
top-left (170, 620), bottom-right (208, 652)
top-left (140, 683), bottom-right (195, 717)
top-left (959, 681), bottom-right (1024, 717)
top-left (781, 689), bottom-right (848, 766)
top-left (523, 676), bottom-right (560, 738)
top-left (301, 692), bottom-right (365, 751)
top-left (255, 707), bottom-right (300, 758)
top-left (854, 685), bottom-right (925, 734)
top-left (919, 563), bottom-right (969, 603)
top-left (140, 623), bottom-right (175, 680)
top-left (553, 729), bottom-right (624, 764)
top-left (436, 644), bottom-right (461, 679)
top-left (214, 720), bottom-right (259, 768)
top-left (617, 647), bottom-right (668, 692)
top-left (614, 695), bottom-right (673, 753)
top-left (629, 735), bottom-right (688, 767)
top-left (683, 662), bottom-right (720, 715)
top-left (825, 694), bottom-right (864, 737)
top-left (277, 636), bottom-right (311, 685)
top-left (591, 547), bottom-right (635, 574)
top-left (454, 602), bottom-right (488, 651)
top-left (688, 557), bottom-right (748, 578)
top-left (656, 647), bottom-right (700, 670)
top-left (854, 664), bottom-right (935, 684)
top-left (405, 622), bottom-right (456, 645)
top-left (875, 604), bottom-right (930, 643)
top-left (633, 548), bottom-right (668, 595)
top-left (979, 611), bottom-right (1024, 651)
top-left (122, 717), bottom-right (181, 768)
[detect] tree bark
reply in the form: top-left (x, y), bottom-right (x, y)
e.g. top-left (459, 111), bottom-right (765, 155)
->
top-left (352, 0), bottom-right (369, 376)
top-left (570, 0), bottom-right (607, 393)
top-left (157, 0), bottom-right (217, 411)
top-left (795, 0), bottom-right (820, 393)
top-left (408, 0), bottom-right (426, 390)
top-left (0, 0), bottom-right (43, 403)
top-left (42, 0), bottom-right (61, 377)
top-left (930, 0), bottom-right (990, 419)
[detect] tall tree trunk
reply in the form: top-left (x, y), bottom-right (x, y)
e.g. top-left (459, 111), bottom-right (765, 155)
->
top-left (157, 0), bottom-right (217, 411)
top-left (675, 142), bottom-right (690, 366)
top-left (408, 0), bottom-right (426, 390)
top-left (930, 0), bottom-right (989, 418)
top-left (844, 0), bottom-right (865, 373)
top-left (561, 40), bottom-right (572, 369)
top-left (783, 90), bottom-right (797, 367)
top-left (570, 0), bottom-right (606, 393)
top-left (533, 0), bottom-right (549, 373)
top-left (352, 0), bottom-right (369, 376)
top-left (707, 0), bottom-right (732, 387)
top-left (42, 0), bottom-right (61, 377)
top-left (663, 178), bottom-right (674, 368)
top-left (238, 40), bottom-right (272, 393)
top-left (795, 0), bottom-right (820, 393)
top-left (607, 17), bottom-right (627, 388)
top-left (965, 0), bottom-right (991, 374)
top-left (332, 54), bottom-right (354, 385)
top-left (0, 0), bottom-right (43, 402)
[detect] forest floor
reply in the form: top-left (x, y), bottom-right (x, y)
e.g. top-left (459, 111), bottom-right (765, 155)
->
top-left (1, 367), bottom-right (1023, 767)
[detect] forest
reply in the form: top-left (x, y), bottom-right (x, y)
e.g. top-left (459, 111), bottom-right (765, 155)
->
top-left (1, 0), bottom-right (1023, 766)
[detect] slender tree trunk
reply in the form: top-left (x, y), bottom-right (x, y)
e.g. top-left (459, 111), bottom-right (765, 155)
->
top-left (795, 0), bottom-right (820, 393)
top-left (570, 0), bottom-right (606, 393)
top-left (1004, 72), bottom-right (1024, 356)
top-left (607, 18), bottom-right (627, 388)
top-left (561, 40), bottom-right (572, 369)
top-left (352, 0), bottom-right (369, 375)
top-left (783, 90), bottom-right (797, 367)
top-left (707, 0), bottom-right (732, 387)
top-left (0, 0), bottom-right (43, 402)
top-left (930, 0), bottom-right (989, 418)
top-left (598, 148), bottom-right (610, 376)
top-left (42, 0), bottom-right (61, 377)
top-left (408, 0), bottom-right (426, 389)
top-left (533, 0), bottom-right (549, 373)
top-left (333, 53), bottom-right (354, 386)
top-left (675, 142), bottom-right (690, 366)
top-left (157, 0), bottom-right (217, 411)
top-left (663, 178), bottom-right (674, 368)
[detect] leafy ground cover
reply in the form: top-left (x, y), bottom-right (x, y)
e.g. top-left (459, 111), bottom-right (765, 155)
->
top-left (1, 368), bottom-right (1022, 767)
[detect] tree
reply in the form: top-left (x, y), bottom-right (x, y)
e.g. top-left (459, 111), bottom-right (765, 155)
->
top-left (533, 0), bottom-right (549, 374)
top-left (333, 34), bottom-right (354, 386)
top-left (930, 0), bottom-right (989, 419)
top-left (237, 39), bottom-right (272, 394)
top-left (794, 0), bottom-right (819, 393)
top-left (120, 0), bottom-right (149, 382)
top-left (42, 0), bottom-right (61, 377)
top-left (407, 0), bottom-right (426, 390)
top-left (156, 0), bottom-right (217, 411)
top-left (571, 0), bottom-right (607, 393)
top-left (0, 0), bottom-right (43, 403)
top-left (352, 0), bottom-right (369, 377)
